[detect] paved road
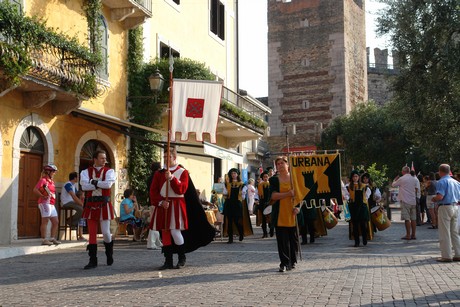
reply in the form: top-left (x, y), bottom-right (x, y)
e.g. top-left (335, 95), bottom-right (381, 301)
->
top-left (1, 212), bottom-right (459, 306)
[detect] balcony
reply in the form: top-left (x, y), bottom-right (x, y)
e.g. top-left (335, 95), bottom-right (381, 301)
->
top-left (102, 0), bottom-right (152, 29)
top-left (0, 4), bottom-right (100, 115)
top-left (219, 86), bottom-right (271, 143)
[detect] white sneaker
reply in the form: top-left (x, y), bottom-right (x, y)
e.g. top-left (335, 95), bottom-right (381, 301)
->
top-left (42, 239), bottom-right (53, 246)
top-left (50, 239), bottom-right (61, 245)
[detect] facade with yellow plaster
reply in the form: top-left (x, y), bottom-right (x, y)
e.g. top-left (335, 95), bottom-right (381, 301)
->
top-left (0, 0), bottom-right (152, 244)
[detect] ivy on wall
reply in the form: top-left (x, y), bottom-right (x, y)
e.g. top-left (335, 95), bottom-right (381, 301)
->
top-left (0, 1), bottom-right (100, 97)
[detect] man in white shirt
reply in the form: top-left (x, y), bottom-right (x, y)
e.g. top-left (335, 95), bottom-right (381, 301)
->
top-left (60, 172), bottom-right (83, 226)
top-left (392, 166), bottom-right (418, 240)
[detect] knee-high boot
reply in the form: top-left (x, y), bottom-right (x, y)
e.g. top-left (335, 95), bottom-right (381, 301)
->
top-left (103, 241), bottom-right (114, 266)
top-left (84, 244), bottom-right (98, 269)
top-left (237, 222), bottom-right (244, 241)
top-left (176, 244), bottom-right (186, 268)
top-left (159, 245), bottom-right (174, 270)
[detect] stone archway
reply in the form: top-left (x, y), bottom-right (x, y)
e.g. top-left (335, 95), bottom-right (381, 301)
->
top-left (11, 113), bottom-right (54, 240)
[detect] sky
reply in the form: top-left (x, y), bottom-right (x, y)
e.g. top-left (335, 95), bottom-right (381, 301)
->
top-left (238, 0), bottom-right (390, 98)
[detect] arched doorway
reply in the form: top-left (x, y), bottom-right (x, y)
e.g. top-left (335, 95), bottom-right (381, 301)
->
top-left (18, 127), bottom-right (45, 238)
top-left (79, 140), bottom-right (112, 173)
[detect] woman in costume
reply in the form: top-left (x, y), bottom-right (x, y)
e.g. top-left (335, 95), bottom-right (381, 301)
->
top-left (257, 171), bottom-right (272, 238)
top-left (269, 156), bottom-right (300, 272)
top-left (346, 170), bottom-right (372, 247)
top-left (223, 168), bottom-right (253, 243)
top-left (361, 173), bottom-right (381, 233)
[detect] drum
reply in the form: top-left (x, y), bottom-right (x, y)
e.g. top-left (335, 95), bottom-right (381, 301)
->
top-left (321, 206), bottom-right (338, 229)
top-left (370, 206), bottom-right (391, 231)
top-left (263, 205), bottom-right (272, 223)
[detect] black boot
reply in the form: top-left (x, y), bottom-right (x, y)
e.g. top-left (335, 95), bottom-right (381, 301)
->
top-left (175, 244), bottom-right (186, 269)
top-left (104, 241), bottom-right (114, 266)
top-left (237, 223), bottom-right (244, 241)
top-left (159, 246), bottom-right (174, 270)
top-left (301, 234), bottom-right (308, 245)
top-left (84, 244), bottom-right (98, 269)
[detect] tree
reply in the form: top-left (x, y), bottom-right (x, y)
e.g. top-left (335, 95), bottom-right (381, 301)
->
top-left (320, 101), bottom-right (409, 177)
top-left (377, 0), bottom-right (460, 169)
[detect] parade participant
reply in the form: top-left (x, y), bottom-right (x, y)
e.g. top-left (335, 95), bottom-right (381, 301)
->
top-left (361, 173), bottom-right (381, 233)
top-left (431, 164), bottom-right (460, 262)
top-left (266, 166), bottom-right (275, 178)
top-left (80, 150), bottom-right (115, 269)
top-left (223, 168), bottom-right (253, 243)
top-left (257, 171), bottom-right (271, 238)
top-left (269, 156), bottom-right (300, 272)
top-left (346, 170), bottom-right (372, 247)
top-left (33, 164), bottom-right (60, 246)
top-left (246, 178), bottom-right (256, 215)
top-left (149, 147), bottom-right (215, 269)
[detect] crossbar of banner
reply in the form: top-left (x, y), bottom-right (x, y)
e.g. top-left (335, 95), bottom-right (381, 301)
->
top-left (267, 149), bottom-right (344, 157)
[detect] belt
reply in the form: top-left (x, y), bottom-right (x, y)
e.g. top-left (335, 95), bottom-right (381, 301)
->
top-left (438, 203), bottom-right (455, 206)
top-left (87, 196), bottom-right (111, 202)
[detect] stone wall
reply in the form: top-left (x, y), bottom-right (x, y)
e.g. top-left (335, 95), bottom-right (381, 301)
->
top-left (267, 0), bottom-right (367, 154)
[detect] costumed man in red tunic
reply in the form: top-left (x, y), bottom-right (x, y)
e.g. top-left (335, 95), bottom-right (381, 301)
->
top-left (150, 147), bottom-right (215, 270)
top-left (80, 150), bottom-right (116, 269)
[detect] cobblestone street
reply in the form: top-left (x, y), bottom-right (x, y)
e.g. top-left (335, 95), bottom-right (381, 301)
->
top-left (1, 213), bottom-right (459, 306)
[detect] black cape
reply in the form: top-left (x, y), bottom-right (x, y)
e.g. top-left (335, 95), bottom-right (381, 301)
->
top-left (169, 175), bottom-right (216, 254)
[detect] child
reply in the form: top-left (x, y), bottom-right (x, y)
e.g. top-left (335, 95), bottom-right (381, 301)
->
top-left (76, 190), bottom-right (87, 241)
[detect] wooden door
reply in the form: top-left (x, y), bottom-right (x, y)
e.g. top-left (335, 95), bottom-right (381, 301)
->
top-left (17, 153), bottom-right (43, 238)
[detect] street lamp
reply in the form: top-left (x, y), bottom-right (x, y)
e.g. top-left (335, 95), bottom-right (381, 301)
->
top-left (149, 69), bottom-right (165, 102)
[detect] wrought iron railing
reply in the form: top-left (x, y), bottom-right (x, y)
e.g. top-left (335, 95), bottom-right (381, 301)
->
top-left (221, 86), bottom-right (270, 121)
top-left (134, 0), bottom-right (152, 13)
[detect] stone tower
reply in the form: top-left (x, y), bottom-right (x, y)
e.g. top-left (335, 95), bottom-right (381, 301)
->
top-left (267, 0), bottom-right (367, 153)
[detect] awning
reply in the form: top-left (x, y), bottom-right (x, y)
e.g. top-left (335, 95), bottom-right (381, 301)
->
top-left (73, 107), bottom-right (165, 135)
top-left (71, 108), bottom-right (243, 163)
top-left (203, 141), bottom-right (243, 164)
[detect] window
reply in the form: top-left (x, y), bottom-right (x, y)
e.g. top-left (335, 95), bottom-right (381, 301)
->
top-left (97, 15), bottom-right (109, 79)
top-left (160, 42), bottom-right (180, 58)
top-left (210, 0), bottom-right (225, 40)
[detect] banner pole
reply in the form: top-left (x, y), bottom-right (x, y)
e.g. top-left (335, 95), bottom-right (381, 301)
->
top-left (285, 127), bottom-right (302, 261)
top-left (164, 50), bottom-right (175, 231)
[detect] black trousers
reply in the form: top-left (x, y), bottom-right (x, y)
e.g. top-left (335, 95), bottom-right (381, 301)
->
top-left (352, 221), bottom-right (368, 244)
top-left (275, 226), bottom-right (297, 268)
top-left (227, 215), bottom-right (243, 238)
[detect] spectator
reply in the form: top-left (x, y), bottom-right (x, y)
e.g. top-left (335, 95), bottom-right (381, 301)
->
top-left (392, 166), bottom-right (418, 240)
top-left (60, 172), bottom-right (84, 228)
top-left (120, 189), bottom-right (142, 241)
top-left (33, 164), bottom-right (60, 246)
top-left (75, 190), bottom-right (86, 241)
top-left (246, 178), bottom-right (256, 215)
top-left (411, 171), bottom-right (422, 226)
top-left (431, 164), bottom-right (460, 262)
top-left (197, 189), bottom-right (212, 209)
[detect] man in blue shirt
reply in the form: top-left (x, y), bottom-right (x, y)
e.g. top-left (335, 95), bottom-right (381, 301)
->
top-left (432, 164), bottom-right (460, 262)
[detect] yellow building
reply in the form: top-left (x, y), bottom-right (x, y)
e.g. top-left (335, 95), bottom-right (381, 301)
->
top-left (0, 0), bottom-right (152, 243)
top-left (142, 0), bottom-right (270, 197)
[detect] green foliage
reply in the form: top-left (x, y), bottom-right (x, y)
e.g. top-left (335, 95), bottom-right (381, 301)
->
top-left (220, 100), bottom-right (268, 129)
top-left (356, 163), bottom-right (389, 190)
top-left (320, 101), bottom-right (409, 177)
top-left (0, 1), bottom-right (99, 97)
top-left (377, 0), bottom-right (460, 169)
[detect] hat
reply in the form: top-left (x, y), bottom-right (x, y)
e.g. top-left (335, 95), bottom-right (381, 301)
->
top-left (43, 164), bottom-right (58, 172)
top-left (228, 168), bottom-right (240, 177)
top-left (350, 170), bottom-right (360, 177)
top-left (361, 172), bottom-right (370, 179)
